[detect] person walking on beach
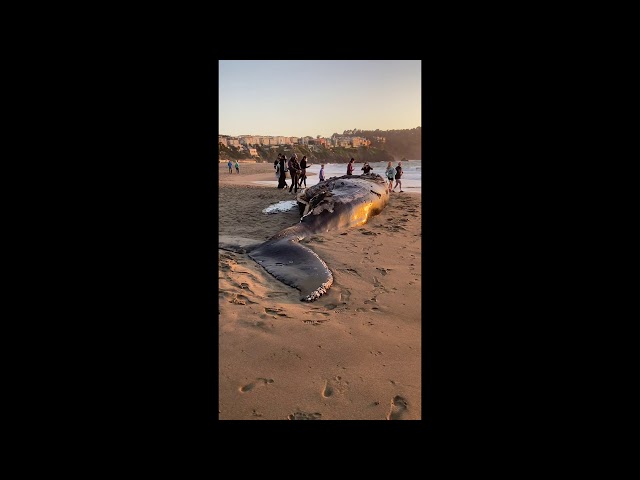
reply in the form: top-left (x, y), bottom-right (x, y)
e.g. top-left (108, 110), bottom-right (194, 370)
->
top-left (385, 161), bottom-right (395, 191)
top-left (361, 162), bottom-right (372, 174)
top-left (234, 160), bottom-right (240, 174)
top-left (227, 160), bottom-right (233, 174)
top-left (278, 155), bottom-right (288, 189)
top-left (392, 161), bottom-right (404, 192)
top-left (347, 158), bottom-right (355, 175)
top-left (298, 155), bottom-right (310, 188)
top-left (288, 154), bottom-right (301, 194)
top-left (318, 164), bottom-right (326, 183)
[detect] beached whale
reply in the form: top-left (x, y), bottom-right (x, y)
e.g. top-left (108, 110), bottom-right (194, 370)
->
top-left (219, 173), bottom-right (390, 301)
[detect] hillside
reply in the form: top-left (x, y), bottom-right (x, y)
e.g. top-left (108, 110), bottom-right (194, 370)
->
top-left (219, 144), bottom-right (394, 164)
top-left (218, 126), bottom-right (421, 163)
top-left (351, 127), bottom-right (421, 160)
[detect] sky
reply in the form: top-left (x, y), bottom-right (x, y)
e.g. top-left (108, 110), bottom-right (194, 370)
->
top-left (219, 60), bottom-right (421, 138)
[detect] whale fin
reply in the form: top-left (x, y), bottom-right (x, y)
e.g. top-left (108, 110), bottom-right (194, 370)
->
top-left (218, 236), bottom-right (262, 254)
top-left (248, 238), bottom-right (333, 302)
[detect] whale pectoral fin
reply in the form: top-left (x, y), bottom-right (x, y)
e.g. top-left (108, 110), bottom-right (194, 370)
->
top-left (249, 239), bottom-right (333, 302)
top-left (219, 236), bottom-right (262, 253)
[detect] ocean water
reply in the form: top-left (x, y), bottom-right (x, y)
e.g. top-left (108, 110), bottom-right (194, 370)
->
top-left (252, 159), bottom-right (422, 193)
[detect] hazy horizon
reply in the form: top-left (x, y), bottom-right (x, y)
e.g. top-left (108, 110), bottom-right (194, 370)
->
top-left (219, 60), bottom-right (421, 138)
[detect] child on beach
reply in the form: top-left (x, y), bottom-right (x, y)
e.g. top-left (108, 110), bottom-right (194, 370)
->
top-left (227, 160), bottom-right (233, 173)
top-left (235, 160), bottom-right (240, 174)
top-left (385, 162), bottom-right (395, 190)
top-left (361, 162), bottom-right (372, 174)
top-left (319, 164), bottom-right (325, 183)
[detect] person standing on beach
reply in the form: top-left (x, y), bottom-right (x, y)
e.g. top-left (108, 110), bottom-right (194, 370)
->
top-left (234, 160), bottom-right (240, 174)
top-left (392, 161), bottom-right (404, 192)
top-left (227, 160), bottom-right (233, 174)
top-left (318, 164), bottom-right (326, 183)
top-left (298, 155), bottom-right (310, 188)
top-left (288, 154), bottom-right (301, 194)
top-left (347, 158), bottom-right (355, 175)
top-left (361, 162), bottom-right (372, 174)
top-left (385, 162), bottom-right (395, 191)
top-left (278, 155), bottom-right (288, 189)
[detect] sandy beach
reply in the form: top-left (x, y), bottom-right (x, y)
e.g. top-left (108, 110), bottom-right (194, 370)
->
top-left (218, 162), bottom-right (422, 420)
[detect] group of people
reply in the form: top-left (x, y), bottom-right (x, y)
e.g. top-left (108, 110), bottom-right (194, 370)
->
top-left (227, 159), bottom-right (240, 174)
top-left (273, 153), bottom-right (314, 193)
top-left (386, 161), bottom-right (404, 192)
top-left (272, 154), bottom-right (404, 193)
top-left (348, 157), bottom-right (404, 192)
top-left (346, 157), bottom-right (374, 175)
top-left (273, 153), bottom-right (315, 193)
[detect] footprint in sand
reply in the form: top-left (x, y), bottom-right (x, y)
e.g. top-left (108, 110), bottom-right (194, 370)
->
top-left (303, 319), bottom-right (327, 326)
top-left (339, 290), bottom-right (351, 303)
top-left (287, 411), bottom-right (322, 420)
top-left (239, 378), bottom-right (274, 393)
top-left (321, 380), bottom-right (334, 398)
top-left (342, 268), bottom-right (361, 277)
top-left (266, 291), bottom-right (289, 298)
top-left (386, 395), bottom-right (408, 420)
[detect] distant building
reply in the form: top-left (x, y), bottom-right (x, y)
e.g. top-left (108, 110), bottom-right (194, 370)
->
top-left (240, 136), bottom-right (260, 146)
top-left (248, 148), bottom-right (258, 156)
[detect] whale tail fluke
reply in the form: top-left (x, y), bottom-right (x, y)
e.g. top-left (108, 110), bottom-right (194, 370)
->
top-left (248, 237), bottom-right (333, 302)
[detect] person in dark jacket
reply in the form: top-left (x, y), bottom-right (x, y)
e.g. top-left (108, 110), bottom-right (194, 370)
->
top-left (277, 155), bottom-right (288, 189)
top-left (288, 154), bottom-right (301, 194)
top-left (361, 162), bottom-right (372, 174)
top-left (298, 156), bottom-right (311, 188)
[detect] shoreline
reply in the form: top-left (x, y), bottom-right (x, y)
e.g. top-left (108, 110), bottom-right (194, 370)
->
top-left (218, 162), bottom-right (421, 194)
